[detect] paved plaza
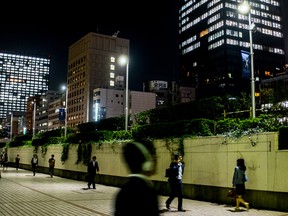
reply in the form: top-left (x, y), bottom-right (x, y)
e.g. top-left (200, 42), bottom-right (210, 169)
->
top-left (0, 167), bottom-right (287, 216)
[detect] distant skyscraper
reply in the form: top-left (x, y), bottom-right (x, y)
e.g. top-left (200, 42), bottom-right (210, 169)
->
top-left (178, 0), bottom-right (285, 98)
top-left (67, 32), bottom-right (129, 127)
top-left (0, 52), bottom-right (50, 120)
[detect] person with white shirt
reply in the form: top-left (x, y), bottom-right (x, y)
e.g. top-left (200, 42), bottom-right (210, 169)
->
top-left (165, 153), bottom-right (185, 212)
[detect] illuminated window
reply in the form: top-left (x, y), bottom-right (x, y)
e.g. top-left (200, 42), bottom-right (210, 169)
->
top-left (265, 71), bottom-right (271, 76)
top-left (200, 29), bottom-right (209, 37)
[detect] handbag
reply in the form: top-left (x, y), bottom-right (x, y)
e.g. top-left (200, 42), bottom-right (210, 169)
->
top-left (227, 188), bottom-right (236, 198)
top-left (165, 167), bottom-right (172, 178)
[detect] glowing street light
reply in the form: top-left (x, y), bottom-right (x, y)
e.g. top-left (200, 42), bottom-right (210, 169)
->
top-left (10, 112), bottom-right (13, 142)
top-left (62, 85), bottom-right (68, 138)
top-left (119, 55), bottom-right (129, 130)
top-left (31, 101), bottom-right (36, 137)
top-left (238, 0), bottom-right (256, 118)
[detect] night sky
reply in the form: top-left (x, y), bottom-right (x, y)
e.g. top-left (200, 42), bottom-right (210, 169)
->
top-left (0, 1), bottom-right (287, 91)
top-left (0, 2), bottom-right (178, 92)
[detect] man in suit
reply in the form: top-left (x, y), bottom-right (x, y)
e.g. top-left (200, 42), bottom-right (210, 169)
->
top-left (87, 156), bottom-right (99, 189)
top-left (165, 153), bottom-right (186, 212)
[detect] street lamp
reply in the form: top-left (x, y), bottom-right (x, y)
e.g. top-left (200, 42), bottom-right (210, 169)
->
top-left (10, 112), bottom-right (13, 142)
top-left (119, 55), bottom-right (129, 130)
top-left (32, 101), bottom-right (36, 137)
top-left (62, 85), bottom-right (68, 138)
top-left (238, 0), bottom-right (256, 118)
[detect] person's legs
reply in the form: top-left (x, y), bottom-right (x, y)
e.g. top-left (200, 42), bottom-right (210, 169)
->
top-left (238, 195), bottom-right (249, 209)
top-left (166, 180), bottom-right (177, 210)
top-left (177, 180), bottom-right (185, 211)
top-left (87, 175), bottom-right (92, 188)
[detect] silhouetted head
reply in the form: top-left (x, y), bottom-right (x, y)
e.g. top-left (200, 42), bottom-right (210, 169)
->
top-left (122, 140), bottom-right (156, 175)
top-left (237, 158), bottom-right (246, 171)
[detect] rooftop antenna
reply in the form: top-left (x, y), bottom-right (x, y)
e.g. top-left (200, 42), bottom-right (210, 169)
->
top-left (112, 31), bottom-right (120, 37)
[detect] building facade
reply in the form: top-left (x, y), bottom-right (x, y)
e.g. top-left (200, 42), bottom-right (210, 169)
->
top-left (0, 52), bottom-right (50, 121)
top-left (143, 80), bottom-right (196, 107)
top-left (178, 0), bottom-right (285, 99)
top-left (36, 90), bottom-right (64, 133)
top-left (67, 32), bottom-right (129, 127)
top-left (93, 88), bottom-right (156, 124)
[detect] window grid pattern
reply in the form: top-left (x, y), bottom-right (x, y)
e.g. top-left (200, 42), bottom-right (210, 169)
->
top-left (0, 52), bottom-right (50, 119)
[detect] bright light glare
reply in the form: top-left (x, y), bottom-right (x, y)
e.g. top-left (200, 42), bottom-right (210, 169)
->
top-left (238, 0), bottom-right (250, 14)
top-left (62, 85), bottom-right (66, 91)
top-left (119, 55), bottom-right (128, 66)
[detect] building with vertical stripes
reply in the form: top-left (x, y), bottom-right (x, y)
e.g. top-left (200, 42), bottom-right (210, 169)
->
top-left (0, 52), bottom-right (50, 121)
top-left (178, 0), bottom-right (285, 99)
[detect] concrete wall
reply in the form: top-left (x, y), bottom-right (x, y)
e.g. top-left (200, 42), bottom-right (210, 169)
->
top-left (4, 132), bottom-right (288, 212)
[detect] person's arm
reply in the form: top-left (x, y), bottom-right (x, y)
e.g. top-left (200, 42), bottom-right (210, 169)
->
top-left (96, 162), bottom-right (99, 172)
top-left (232, 167), bottom-right (237, 186)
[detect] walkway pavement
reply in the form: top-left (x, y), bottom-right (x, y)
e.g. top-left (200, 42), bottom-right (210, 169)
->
top-left (0, 167), bottom-right (287, 216)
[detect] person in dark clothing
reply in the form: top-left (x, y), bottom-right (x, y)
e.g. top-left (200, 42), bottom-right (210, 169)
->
top-left (2, 152), bottom-right (8, 171)
top-left (15, 154), bottom-right (20, 170)
top-left (114, 140), bottom-right (159, 216)
top-left (233, 158), bottom-right (249, 211)
top-left (165, 153), bottom-right (186, 212)
top-left (31, 154), bottom-right (38, 176)
top-left (48, 154), bottom-right (55, 177)
top-left (87, 156), bottom-right (99, 189)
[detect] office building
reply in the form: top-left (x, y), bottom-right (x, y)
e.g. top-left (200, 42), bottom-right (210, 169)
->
top-left (178, 0), bottom-right (285, 98)
top-left (36, 90), bottom-right (64, 133)
top-left (93, 88), bottom-right (156, 124)
top-left (0, 52), bottom-right (50, 120)
top-left (67, 32), bottom-right (129, 127)
top-left (26, 96), bottom-right (41, 135)
top-left (143, 80), bottom-right (196, 107)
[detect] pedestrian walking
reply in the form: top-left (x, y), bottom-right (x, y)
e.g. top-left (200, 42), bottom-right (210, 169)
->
top-left (31, 154), bottom-right (38, 176)
top-left (233, 158), bottom-right (249, 211)
top-left (15, 154), bottom-right (20, 170)
top-left (0, 151), bottom-right (5, 167)
top-left (48, 154), bottom-right (55, 177)
top-left (165, 152), bottom-right (186, 212)
top-left (2, 152), bottom-right (8, 171)
top-left (114, 140), bottom-right (159, 216)
top-left (87, 156), bottom-right (99, 189)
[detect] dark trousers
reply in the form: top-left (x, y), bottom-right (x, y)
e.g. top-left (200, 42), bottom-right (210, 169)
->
top-left (166, 179), bottom-right (183, 209)
top-left (88, 174), bottom-right (96, 189)
top-left (49, 166), bottom-right (54, 177)
top-left (32, 164), bottom-right (37, 176)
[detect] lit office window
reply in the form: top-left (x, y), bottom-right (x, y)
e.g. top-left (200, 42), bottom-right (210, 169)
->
top-left (0, 52), bottom-right (50, 118)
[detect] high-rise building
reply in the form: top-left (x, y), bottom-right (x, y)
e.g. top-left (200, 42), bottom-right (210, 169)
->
top-left (178, 0), bottom-right (285, 99)
top-left (67, 32), bottom-right (129, 127)
top-left (0, 52), bottom-right (50, 120)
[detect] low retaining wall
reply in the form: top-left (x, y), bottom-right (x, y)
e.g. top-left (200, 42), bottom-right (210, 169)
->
top-left (4, 132), bottom-right (288, 212)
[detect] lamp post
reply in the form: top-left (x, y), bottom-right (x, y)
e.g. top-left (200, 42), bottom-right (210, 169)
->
top-left (238, 0), bottom-right (256, 118)
top-left (62, 85), bottom-right (68, 138)
top-left (32, 102), bottom-right (36, 137)
top-left (119, 55), bottom-right (129, 130)
top-left (10, 112), bottom-right (13, 142)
